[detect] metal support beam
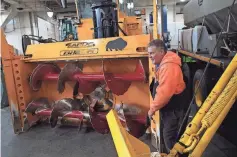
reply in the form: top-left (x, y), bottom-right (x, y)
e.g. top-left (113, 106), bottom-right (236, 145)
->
top-left (213, 13), bottom-right (224, 30)
top-left (4, 0), bottom-right (48, 12)
top-left (54, 7), bottom-right (76, 13)
top-left (75, 0), bottom-right (81, 22)
top-left (160, 0), bottom-right (164, 35)
top-left (0, 6), bottom-right (17, 28)
top-left (2, 0), bottom-right (18, 4)
top-left (230, 12), bottom-right (237, 26)
top-left (227, 13), bottom-right (231, 32)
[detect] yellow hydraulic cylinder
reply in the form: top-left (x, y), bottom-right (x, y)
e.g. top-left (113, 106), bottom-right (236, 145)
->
top-left (184, 69), bottom-right (237, 155)
top-left (169, 54), bottom-right (237, 156)
top-left (202, 70), bottom-right (237, 128)
top-left (181, 55), bottom-right (237, 147)
top-left (190, 89), bottom-right (237, 157)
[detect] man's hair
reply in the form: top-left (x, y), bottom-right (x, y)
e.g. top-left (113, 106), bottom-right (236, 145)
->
top-left (148, 39), bottom-right (167, 53)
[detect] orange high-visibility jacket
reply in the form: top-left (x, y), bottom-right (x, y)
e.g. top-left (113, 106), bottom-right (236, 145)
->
top-left (150, 51), bottom-right (186, 113)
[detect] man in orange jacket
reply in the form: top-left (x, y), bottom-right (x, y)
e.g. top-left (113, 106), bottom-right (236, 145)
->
top-left (148, 39), bottom-right (187, 153)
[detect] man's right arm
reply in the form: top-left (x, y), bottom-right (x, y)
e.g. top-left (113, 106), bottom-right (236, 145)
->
top-left (150, 63), bottom-right (183, 113)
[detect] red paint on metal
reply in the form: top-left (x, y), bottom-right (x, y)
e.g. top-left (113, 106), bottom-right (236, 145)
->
top-left (37, 109), bottom-right (52, 116)
top-left (103, 60), bottom-right (146, 95)
top-left (77, 80), bottom-right (100, 94)
top-left (73, 73), bottom-right (104, 81)
top-left (104, 72), bottom-right (131, 95)
top-left (36, 109), bottom-right (83, 120)
top-left (63, 111), bottom-right (84, 119)
top-left (30, 64), bottom-right (61, 91)
top-left (124, 114), bottom-right (147, 138)
top-left (43, 73), bottom-right (59, 80)
top-left (30, 60), bottom-right (146, 95)
top-left (89, 108), bottom-right (110, 134)
top-left (73, 73), bottom-right (104, 94)
top-left (113, 62), bottom-right (146, 81)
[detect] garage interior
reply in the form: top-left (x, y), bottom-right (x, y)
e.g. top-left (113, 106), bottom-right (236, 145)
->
top-left (1, 0), bottom-right (237, 157)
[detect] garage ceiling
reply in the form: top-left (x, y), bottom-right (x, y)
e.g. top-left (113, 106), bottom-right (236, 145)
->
top-left (1, 0), bottom-right (189, 14)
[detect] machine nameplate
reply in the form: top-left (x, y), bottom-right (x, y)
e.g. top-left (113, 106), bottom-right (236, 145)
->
top-left (60, 48), bottom-right (98, 56)
top-left (65, 42), bottom-right (95, 48)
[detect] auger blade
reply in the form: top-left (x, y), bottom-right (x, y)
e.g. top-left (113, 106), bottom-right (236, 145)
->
top-left (60, 117), bottom-right (82, 127)
top-left (89, 107), bottom-right (109, 134)
top-left (25, 97), bottom-right (51, 114)
top-left (50, 98), bottom-right (84, 128)
top-left (103, 73), bottom-right (131, 96)
top-left (30, 64), bottom-right (61, 91)
top-left (50, 98), bottom-right (73, 128)
top-left (103, 60), bottom-right (146, 95)
top-left (115, 104), bottom-right (146, 138)
top-left (121, 104), bottom-right (142, 115)
top-left (57, 63), bottom-right (83, 93)
top-left (78, 80), bottom-right (101, 95)
top-left (89, 86), bottom-right (113, 112)
top-left (123, 113), bottom-right (147, 138)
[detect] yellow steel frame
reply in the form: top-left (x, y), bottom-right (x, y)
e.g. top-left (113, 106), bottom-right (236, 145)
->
top-left (106, 110), bottom-right (150, 157)
top-left (24, 35), bottom-right (149, 62)
top-left (153, 0), bottom-right (158, 40)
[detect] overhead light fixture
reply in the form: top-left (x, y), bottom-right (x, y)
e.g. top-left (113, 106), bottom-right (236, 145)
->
top-left (47, 12), bottom-right (54, 18)
top-left (180, 0), bottom-right (186, 2)
top-left (127, 3), bottom-right (131, 9)
top-left (119, 0), bottom-right (124, 4)
top-left (130, 2), bottom-right (134, 9)
top-left (127, 2), bottom-right (134, 9)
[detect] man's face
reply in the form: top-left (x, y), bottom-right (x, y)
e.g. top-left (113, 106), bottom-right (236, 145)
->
top-left (148, 46), bottom-right (165, 64)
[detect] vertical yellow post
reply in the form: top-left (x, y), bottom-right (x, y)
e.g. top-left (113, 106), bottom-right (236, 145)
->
top-left (150, 0), bottom-right (161, 152)
top-left (153, 0), bottom-right (158, 39)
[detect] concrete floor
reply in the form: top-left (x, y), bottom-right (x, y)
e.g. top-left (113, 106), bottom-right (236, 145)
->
top-left (2, 107), bottom-right (237, 157)
top-left (1, 107), bottom-right (117, 157)
top-left (1, 107), bottom-right (155, 157)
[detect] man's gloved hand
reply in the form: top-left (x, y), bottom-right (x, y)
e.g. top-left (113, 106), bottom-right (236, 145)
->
top-left (148, 109), bottom-right (156, 124)
top-left (146, 115), bottom-right (151, 128)
top-left (146, 109), bottom-right (155, 128)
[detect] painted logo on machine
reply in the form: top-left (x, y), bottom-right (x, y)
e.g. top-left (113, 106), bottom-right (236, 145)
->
top-left (198, 0), bottom-right (203, 6)
top-left (65, 42), bottom-right (95, 48)
top-left (106, 38), bottom-right (127, 51)
top-left (60, 48), bottom-right (98, 56)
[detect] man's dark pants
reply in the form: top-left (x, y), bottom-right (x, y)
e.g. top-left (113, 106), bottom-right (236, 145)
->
top-left (160, 109), bottom-right (185, 153)
top-left (151, 80), bottom-right (188, 154)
